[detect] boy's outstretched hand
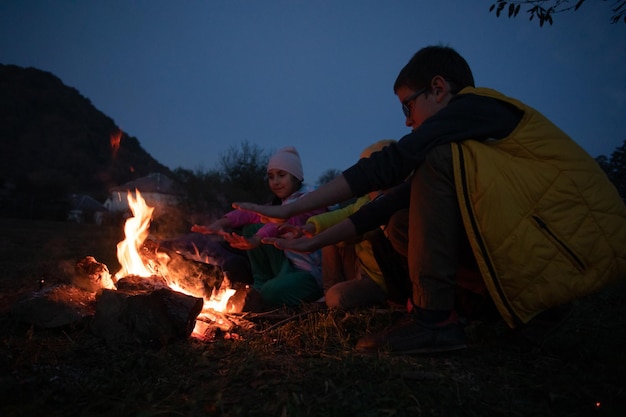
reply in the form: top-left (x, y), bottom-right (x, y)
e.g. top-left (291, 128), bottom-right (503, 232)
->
top-left (232, 202), bottom-right (289, 223)
top-left (262, 236), bottom-right (317, 253)
top-left (277, 223), bottom-right (315, 239)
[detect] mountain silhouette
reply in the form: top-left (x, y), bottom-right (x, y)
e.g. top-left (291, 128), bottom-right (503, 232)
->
top-left (0, 64), bottom-right (174, 219)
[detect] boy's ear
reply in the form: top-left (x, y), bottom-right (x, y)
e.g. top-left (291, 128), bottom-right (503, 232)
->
top-left (431, 75), bottom-right (453, 103)
top-left (430, 75), bottom-right (448, 93)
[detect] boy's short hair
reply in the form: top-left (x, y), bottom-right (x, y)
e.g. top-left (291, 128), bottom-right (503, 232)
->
top-left (393, 45), bottom-right (475, 94)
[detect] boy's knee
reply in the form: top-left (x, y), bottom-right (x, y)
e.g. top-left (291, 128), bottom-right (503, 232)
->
top-left (325, 286), bottom-right (347, 309)
top-left (386, 209), bottom-right (409, 257)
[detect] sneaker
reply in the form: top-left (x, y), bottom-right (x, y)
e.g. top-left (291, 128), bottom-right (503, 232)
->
top-left (355, 311), bottom-right (467, 355)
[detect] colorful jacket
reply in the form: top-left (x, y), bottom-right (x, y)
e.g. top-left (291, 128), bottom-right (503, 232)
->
top-left (224, 186), bottom-right (326, 283)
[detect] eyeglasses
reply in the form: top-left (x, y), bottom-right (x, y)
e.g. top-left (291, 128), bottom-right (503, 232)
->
top-left (401, 87), bottom-right (429, 117)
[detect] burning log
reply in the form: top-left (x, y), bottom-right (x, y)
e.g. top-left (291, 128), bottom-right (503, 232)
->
top-left (71, 256), bottom-right (115, 291)
top-left (140, 239), bottom-right (224, 300)
top-left (115, 274), bottom-right (170, 291)
top-left (92, 275), bottom-right (203, 348)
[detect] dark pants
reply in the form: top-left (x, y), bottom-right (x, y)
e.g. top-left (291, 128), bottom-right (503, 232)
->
top-left (387, 144), bottom-right (485, 312)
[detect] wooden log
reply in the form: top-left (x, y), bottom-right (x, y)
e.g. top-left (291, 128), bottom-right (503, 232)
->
top-left (140, 239), bottom-right (224, 300)
top-left (92, 285), bottom-right (203, 348)
top-left (72, 256), bottom-right (115, 292)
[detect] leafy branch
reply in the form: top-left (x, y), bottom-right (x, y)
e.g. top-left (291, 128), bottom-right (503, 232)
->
top-left (489, 0), bottom-right (626, 26)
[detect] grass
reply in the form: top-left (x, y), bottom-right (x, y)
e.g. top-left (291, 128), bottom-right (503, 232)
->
top-left (1, 217), bottom-right (625, 417)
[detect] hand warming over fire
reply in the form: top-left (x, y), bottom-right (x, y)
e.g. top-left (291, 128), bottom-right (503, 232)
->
top-left (191, 218), bottom-right (230, 236)
top-left (191, 224), bottom-right (212, 234)
top-left (277, 222), bottom-right (315, 239)
top-left (232, 202), bottom-right (290, 224)
top-left (262, 235), bottom-right (317, 253)
top-left (222, 232), bottom-right (261, 250)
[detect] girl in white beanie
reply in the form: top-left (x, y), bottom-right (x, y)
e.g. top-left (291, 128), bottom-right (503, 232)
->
top-left (192, 146), bottom-right (325, 308)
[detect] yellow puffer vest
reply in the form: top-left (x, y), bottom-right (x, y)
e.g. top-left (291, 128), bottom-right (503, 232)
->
top-left (452, 87), bottom-right (626, 327)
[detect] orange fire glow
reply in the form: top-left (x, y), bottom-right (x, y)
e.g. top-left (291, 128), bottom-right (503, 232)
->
top-left (114, 190), bottom-right (237, 329)
top-left (110, 129), bottom-right (122, 159)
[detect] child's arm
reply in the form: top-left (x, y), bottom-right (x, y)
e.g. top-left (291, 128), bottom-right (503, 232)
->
top-left (222, 232), bottom-right (262, 250)
top-left (233, 175), bottom-right (353, 221)
top-left (193, 208), bottom-right (262, 235)
top-left (275, 222), bottom-right (316, 239)
top-left (306, 196), bottom-right (368, 233)
top-left (191, 217), bottom-right (231, 235)
top-left (262, 218), bottom-right (357, 254)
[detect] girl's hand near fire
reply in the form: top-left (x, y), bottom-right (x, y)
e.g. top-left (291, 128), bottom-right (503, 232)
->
top-left (222, 232), bottom-right (261, 250)
top-left (191, 218), bottom-right (230, 236)
top-left (191, 224), bottom-right (212, 234)
top-left (232, 202), bottom-right (290, 224)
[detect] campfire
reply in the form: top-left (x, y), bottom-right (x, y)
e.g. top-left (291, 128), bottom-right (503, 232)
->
top-left (113, 189), bottom-right (238, 322)
top-left (12, 190), bottom-right (260, 347)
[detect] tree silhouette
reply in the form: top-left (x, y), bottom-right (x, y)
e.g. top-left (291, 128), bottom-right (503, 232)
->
top-left (173, 167), bottom-right (226, 222)
top-left (489, 0), bottom-right (626, 26)
top-left (171, 141), bottom-right (274, 223)
top-left (219, 141), bottom-right (272, 204)
top-left (596, 139), bottom-right (626, 202)
top-left (316, 168), bottom-right (342, 186)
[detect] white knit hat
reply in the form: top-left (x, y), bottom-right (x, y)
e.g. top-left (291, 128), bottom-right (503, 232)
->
top-left (267, 146), bottom-right (304, 181)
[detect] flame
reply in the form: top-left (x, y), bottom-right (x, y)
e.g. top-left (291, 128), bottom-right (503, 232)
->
top-left (115, 189), bottom-right (153, 279)
top-left (110, 129), bottom-right (122, 159)
top-left (204, 275), bottom-right (237, 312)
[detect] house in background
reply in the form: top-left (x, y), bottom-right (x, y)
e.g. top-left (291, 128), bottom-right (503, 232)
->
top-left (104, 173), bottom-right (183, 216)
top-left (67, 194), bottom-right (108, 225)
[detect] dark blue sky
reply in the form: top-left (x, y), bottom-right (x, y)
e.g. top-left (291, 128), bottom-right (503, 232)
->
top-left (2, 0), bottom-right (625, 184)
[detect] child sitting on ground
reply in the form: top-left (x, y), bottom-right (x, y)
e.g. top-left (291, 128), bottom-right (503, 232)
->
top-left (192, 146), bottom-right (325, 308)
